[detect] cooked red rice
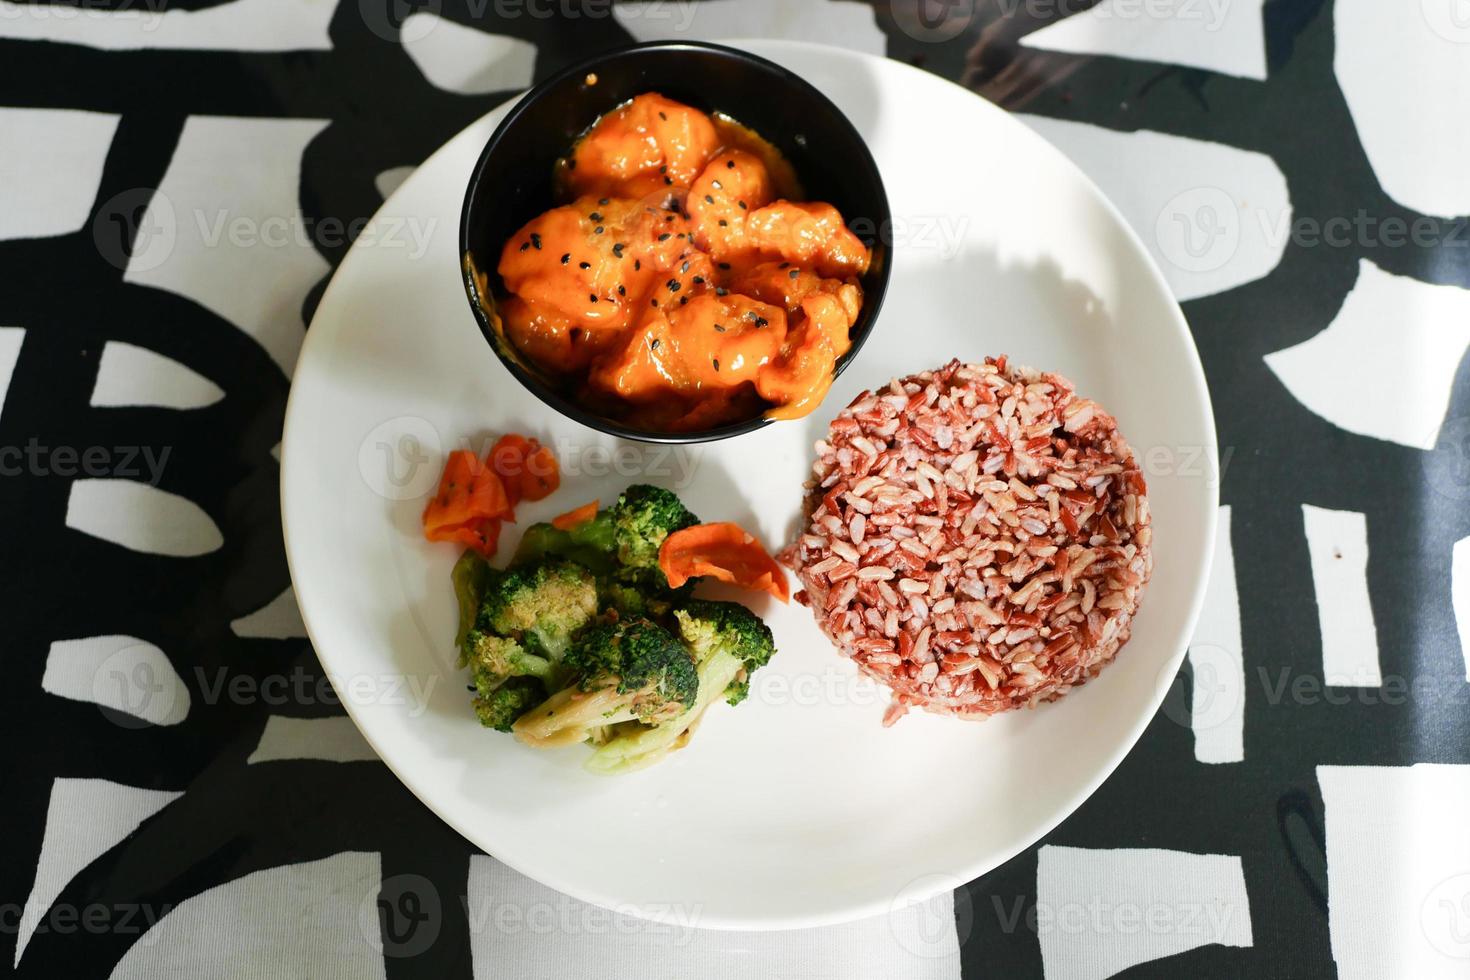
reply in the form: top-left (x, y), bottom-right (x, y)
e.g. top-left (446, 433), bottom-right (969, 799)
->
top-left (780, 357), bottom-right (1152, 724)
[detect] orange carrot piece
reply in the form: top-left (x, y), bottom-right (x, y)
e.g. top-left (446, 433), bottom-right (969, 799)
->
top-left (489, 434), bottom-right (533, 507)
top-left (489, 434), bottom-right (561, 504)
top-left (423, 450), bottom-right (513, 537)
top-left (518, 442), bottom-right (560, 502)
top-left (658, 522), bottom-right (790, 603)
top-left (552, 500), bottom-right (600, 531)
top-left (427, 517), bottom-right (502, 558)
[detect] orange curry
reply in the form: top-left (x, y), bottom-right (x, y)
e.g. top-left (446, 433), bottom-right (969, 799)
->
top-left (496, 93), bottom-right (871, 430)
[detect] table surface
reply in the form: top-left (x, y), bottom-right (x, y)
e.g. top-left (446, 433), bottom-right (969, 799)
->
top-left (4, 2), bottom-right (1469, 978)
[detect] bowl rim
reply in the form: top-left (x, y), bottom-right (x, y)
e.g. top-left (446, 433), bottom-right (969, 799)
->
top-left (457, 38), bottom-right (893, 446)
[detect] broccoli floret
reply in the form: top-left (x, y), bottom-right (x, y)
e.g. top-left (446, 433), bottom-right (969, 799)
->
top-left (476, 560), bottom-right (599, 663)
top-left (608, 484), bottom-right (700, 571)
top-left (674, 599), bottom-right (776, 704)
top-left (512, 618), bottom-right (697, 748)
top-left (598, 565), bottom-right (693, 620)
top-left (513, 520), bottom-right (616, 574)
top-left (473, 676), bottom-right (545, 732)
top-left (503, 491), bottom-right (701, 650)
top-left (512, 485), bottom-right (698, 593)
top-left (585, 600), bottom-right (775, 773)
top-left (451, 550), bottom-right (491, 657)
top-left (464, 633), bottom-right (553, 692)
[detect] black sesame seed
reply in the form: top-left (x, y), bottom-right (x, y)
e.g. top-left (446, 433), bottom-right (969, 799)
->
top-left (660, 165), bottom-right (667, 174)
top-left (790, 269), bottom-right (800, 279)
top-left (712, 358), bottom-right (720, 372)
top-left (705, 195), bottom-right (714, 204)
top-left (634, 259), bottom-right (642, 270)
top-left (665, 215), bottom-right (675, 223)
top-left (658, 233), bottom-right (671, 241)
top-left (617, 285), bottom-right (626, 296)
top-left (589, 212), bottom-right (603, 222)
top-left (580, 261), bottom-right (592, 270)
top-left (667, 279), bottom-right (680, 292)
top-left (589, 293), bottom-right (598, 302)
top-left (738, 200), bottom-right (747, 210)
top-left (718, 219), bottom-right (728, 227)
top-left (715, 287), bottom-right (728, 296)
top-left (561, 252), bottom-right (571, 265)
top-left (679, 295), bottom-right (688, 305)
top-left (664, 176), bottom-right (673, 185)
top-left (652, 299), bottom-right (659, 308)
top-left (692, 276), bottom-right (705, 285)
top-left (651, 338), bottom-right (661, 348)
top-left (681, 260), bottom-right (690, 273)
top-left (659, 111), bottom-right (667, 120)
top-left (756, 316), bottom-right (768, 327)
top-left (519, 242), bottom-right (529, 252)
top-left (727, 159), bottom-right (735, 169)
top-left (718, 262), bottom-right (731, 270)
top-left (599, 197), bottom-right (610, 205)
top-left (595, 226), bottom-right (605, 235)
top-left (530, 233), bottom-right (542, 249)
top-left (613, 243), bottom-right (625, 256)
top-left (714, 323), bottom-right (726, 332)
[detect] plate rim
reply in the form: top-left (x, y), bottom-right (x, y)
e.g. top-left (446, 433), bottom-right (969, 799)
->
top-left (281, 38), bottom-right (1219, 932)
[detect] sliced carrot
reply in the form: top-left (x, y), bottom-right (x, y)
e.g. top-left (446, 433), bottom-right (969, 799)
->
top-left (518, 442), bottom-right (560, 501)
top-left (659, 522), bottom-right (790, 603)
top-left (489, 434), bottom-right (561, 504)
top-left (428, 517), bottom-right (502, 559)
top-left (423, 450), bottom-right (513, 537)
top-left (552, 500), bottom-right (600, 531)
top-left (489, 434), bottom-right (533, 507)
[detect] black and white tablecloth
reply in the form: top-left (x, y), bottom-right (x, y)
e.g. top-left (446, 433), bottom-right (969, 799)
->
top-left (4, 0), bottom-right (1468, 977)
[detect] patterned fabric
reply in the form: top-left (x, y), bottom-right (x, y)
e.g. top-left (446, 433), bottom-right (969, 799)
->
top-left (3, 1), bottom-right (1467, 977)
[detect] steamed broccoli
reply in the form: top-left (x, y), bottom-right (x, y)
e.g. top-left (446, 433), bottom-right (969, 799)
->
top-left (464, 633), bottom-right (553, 692)
top-left (513, 520), bottom-right (615, 575)
top-left (674, 599), bottom-right (777, 705)
top-left (585, 600), bottom-right (775, 773)
top-left (512, 484), bottom-right (700, 603)
top-left (451, 550), bottom-right (491, 651)
top-left (474, 560), bottom-right (599, 664)
top-left (512, 618), bottom-right (697, 748)
top-left (599, 564), bottom-right (693, 620)
top-left (473, 676), bottom-right (545, 732)
top-left (607, 484), bottom-right (700, 571)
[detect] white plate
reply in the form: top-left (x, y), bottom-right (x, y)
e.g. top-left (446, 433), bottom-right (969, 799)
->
top-left (282, 40), bottom-right (1218, 931)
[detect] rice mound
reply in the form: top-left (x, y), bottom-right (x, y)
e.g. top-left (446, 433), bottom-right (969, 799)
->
top-left (780, 357), bottom-right (1153, 724)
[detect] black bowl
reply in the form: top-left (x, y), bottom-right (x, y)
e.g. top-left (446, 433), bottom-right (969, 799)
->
top-left (459, 40), bottom-right (891, 445)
